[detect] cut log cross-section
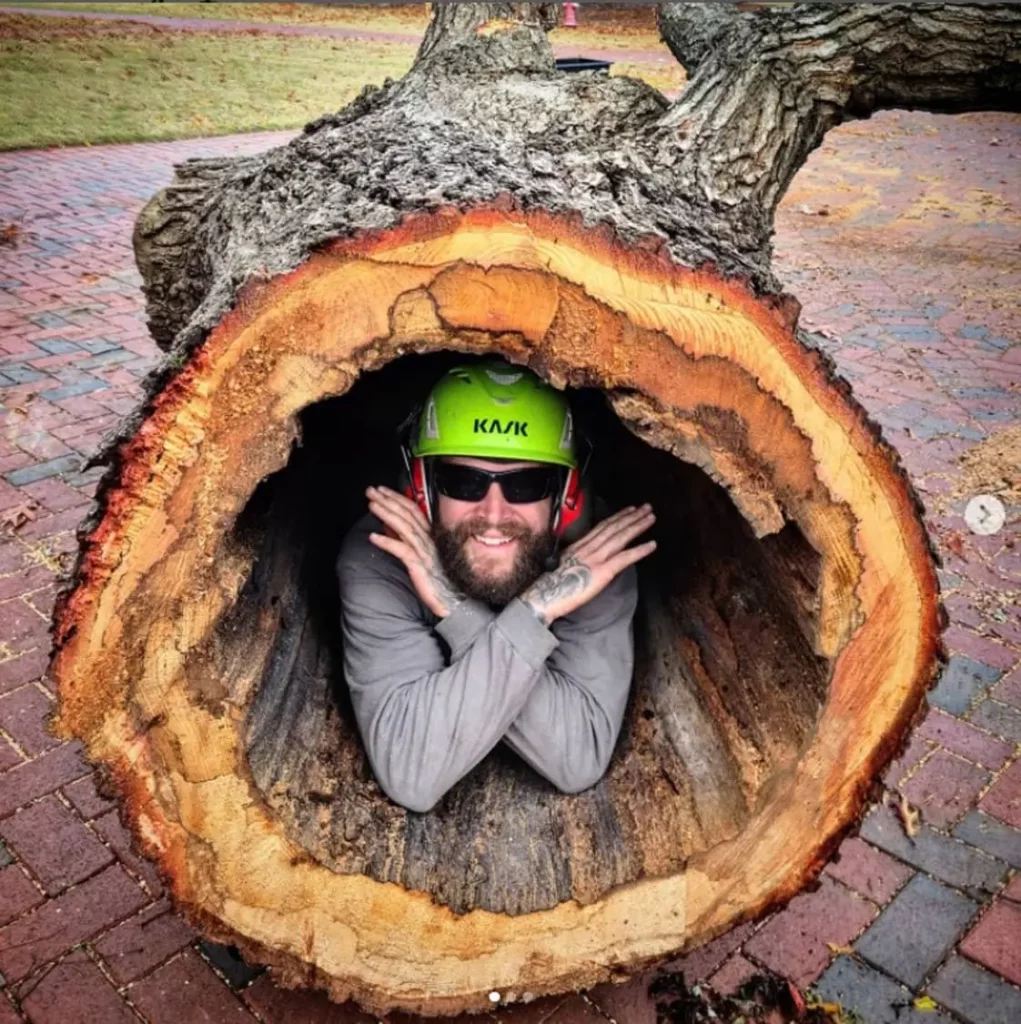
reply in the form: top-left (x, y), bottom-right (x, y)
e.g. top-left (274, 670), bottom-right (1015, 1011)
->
top-left (49, 2), bottom-right (1019, 1016)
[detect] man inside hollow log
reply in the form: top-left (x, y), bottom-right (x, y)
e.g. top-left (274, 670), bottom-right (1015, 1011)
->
top-left (337, 360), bottom-right (656, 813)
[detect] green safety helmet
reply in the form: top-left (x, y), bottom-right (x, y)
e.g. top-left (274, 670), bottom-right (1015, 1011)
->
top-left (411, 360), bottom-right (577, 468)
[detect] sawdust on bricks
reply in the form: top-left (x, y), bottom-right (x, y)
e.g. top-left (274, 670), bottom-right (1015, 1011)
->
top-left (953, 426), bottom-right (1021, 508)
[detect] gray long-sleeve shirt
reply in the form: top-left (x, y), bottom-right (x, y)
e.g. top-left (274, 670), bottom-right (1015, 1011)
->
top-left (337, 514), bottom-right (638, 813)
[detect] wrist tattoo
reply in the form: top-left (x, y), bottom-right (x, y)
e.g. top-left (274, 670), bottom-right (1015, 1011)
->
top-left (425, 556), bottom-right (465, 617)
top-left (523, 554), bottom-right (592, 625)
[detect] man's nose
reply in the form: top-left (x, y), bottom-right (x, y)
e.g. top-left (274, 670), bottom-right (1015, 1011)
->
top-left (477, 481), bottom-right (511, 521)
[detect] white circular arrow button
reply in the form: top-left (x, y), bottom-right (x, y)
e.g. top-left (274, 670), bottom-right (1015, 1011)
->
top-left (964, 494), bottom-right (1006, 536)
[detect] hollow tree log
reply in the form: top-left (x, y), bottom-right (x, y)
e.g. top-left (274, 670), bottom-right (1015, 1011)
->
top-left (50, 2), bottom-right (1020, 1016)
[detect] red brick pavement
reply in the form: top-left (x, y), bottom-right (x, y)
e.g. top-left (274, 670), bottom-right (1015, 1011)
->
top-left (0, 107), bottom-right (1019, 1023)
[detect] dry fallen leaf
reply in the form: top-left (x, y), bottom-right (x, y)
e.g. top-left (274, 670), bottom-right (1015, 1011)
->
top-left (826, 943), bottom-right (855, 956)
top-left (806, 998), bottom-right (846, 1022)
top-left (943, 530), bottom-right (966, 559)
top-left (0, 222), bottom-right (22, 248)
top-left (914, 995), bottom-right (939, 1011)
top-left (0, 502), bottom-right (38, 532)
top-left (897, 793), bottom-right (922, 838)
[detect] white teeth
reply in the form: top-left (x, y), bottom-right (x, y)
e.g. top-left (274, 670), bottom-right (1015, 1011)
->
top-left (475, 536), bottom-right (512, 547)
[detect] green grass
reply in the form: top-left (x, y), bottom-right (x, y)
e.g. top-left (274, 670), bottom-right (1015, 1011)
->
top-left (7, 3), bottom-right (672, 51)
top-left (3, 2), bottom-right (429, 34)
top-left (0, 4), bottom-right (682, 150)
top-left (0, 14), bottom-right (415, 149)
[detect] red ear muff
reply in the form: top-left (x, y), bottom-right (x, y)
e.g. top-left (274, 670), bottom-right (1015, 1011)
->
top-left (405, 456), bottom-right (432, 522)
top-left (554, 467), bottom-right (584, 537)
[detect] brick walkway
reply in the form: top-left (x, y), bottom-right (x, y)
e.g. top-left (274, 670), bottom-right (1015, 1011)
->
top-left (0, 110), bottom-right (1019, 1023)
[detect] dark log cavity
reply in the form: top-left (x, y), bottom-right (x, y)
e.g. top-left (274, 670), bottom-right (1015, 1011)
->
top-left (218, 353), bottom-right (830, 917)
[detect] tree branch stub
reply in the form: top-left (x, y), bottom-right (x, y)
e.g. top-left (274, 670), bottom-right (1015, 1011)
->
top-left (657, 2), bottom-right (1021, 243)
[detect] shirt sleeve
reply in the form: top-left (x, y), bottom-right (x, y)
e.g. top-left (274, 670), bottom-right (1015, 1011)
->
top-left (434, 598), bottom-right (497, 660)
top-left (337, 521), bottom-right (558, 813)
top-left (501, 565), bottom-right (638, 794)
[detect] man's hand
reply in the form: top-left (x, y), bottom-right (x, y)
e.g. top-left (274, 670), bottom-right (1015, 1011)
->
top-left (522, 504), bottom-right (656, 626)
top-left (366, 486), bottom-right (465, 619)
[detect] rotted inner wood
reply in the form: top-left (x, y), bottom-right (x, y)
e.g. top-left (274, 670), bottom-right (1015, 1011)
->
top-left (237, 374), bottom-right (830, 915)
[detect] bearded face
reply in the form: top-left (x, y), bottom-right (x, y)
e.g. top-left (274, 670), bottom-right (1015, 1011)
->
top-left (434, 515), bottom-right (555, 606)
top-left (431, 457), bottom-right (557, 607)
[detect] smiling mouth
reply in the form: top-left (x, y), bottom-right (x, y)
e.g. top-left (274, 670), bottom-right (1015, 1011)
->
top-left (471, 535), bottom-right (517, 549)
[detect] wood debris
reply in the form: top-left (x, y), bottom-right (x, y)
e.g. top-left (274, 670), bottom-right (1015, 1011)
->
top-left (0, 502), bottom-right (38, 532)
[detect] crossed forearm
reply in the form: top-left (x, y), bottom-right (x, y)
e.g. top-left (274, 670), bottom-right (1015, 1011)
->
top-left (349, 599), bottom-right (556, 813)
top-left (522, 505), bottom-right (655, 625)
top-left (521, 554), bottom-right (592, 627)
top-left (365, 485), bottom-right (466, 618)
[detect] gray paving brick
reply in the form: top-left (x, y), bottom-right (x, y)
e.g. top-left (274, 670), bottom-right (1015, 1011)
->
top-left (927, 955), bottom-right (1021, 1024)
top-left (1, 365), bottom-right (47, 385)
top-left (50, 366), bottom-right (98, 385)
top-left (813, 956), bottom-right (952, 1024)
top-left (37, 379), bottom-right (108, 401)
top-left (856, 875), bottom-right (979, 988)
top-left (859, 804), bottom-right (1009, 896)
top-left (929, 657), bottom-right (1004, 715)
top-left (951, 387), bottom-right (1011, 400)
top-left (843, 326), bottom-right (885, 349)
top-left (887, 325), bottom-right (942, 343)
top-left (50, 304), bottom-right (106, 319)
top-left (75, 349), bottom-right (135, 371)
top-left (77, 337), bottom-right (122, 355)
top-left (63, 465), bottom-right (106, 488)
top-left (953, 811), bottom-right (1021, 869)
top-left (4, 454), bottom-right (84, 487)
top-left (34, 339), bottom-right (80, 356)
top-left (912, 418), bottom-right (985, 441)
top-left (970, 699), bottom-right (1021, 742)
top-left (27, 312), bottom-right (71, 330)
top-left (0, 839), bottom-right (11, 868)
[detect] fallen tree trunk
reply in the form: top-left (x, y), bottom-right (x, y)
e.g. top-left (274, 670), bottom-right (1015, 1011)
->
top-left (50, 2), bottom-right (1019, 1016)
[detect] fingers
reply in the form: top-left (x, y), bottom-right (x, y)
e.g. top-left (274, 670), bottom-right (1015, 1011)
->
top-left (367, 485), bottom-right (430, 527)
top-left (592, 508), bottom-right (656, 558)
top-left (367, 486), bottom-right (432, 549)
top-left (590, 503), bottom-right (650, 535)
top-left (370, 484), bottom-right (426, 518)
top-left (368, 531), bottom-right (418, 569)
top-left (568, 503), bottom-right (653, 553)
top-left (368, 500), bottom-right (420, 548)
top-left (579, 505), bottom-right (655, 559)
top-left (605, 539), bottom-right (657, 575)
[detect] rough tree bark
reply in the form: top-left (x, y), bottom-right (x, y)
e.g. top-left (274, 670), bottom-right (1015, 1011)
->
top-left (49, 2), bottom-right (1019, 1016)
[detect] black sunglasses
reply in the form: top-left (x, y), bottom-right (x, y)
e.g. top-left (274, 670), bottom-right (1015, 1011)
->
top-left (432, 462), bottom-right (561, 504)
